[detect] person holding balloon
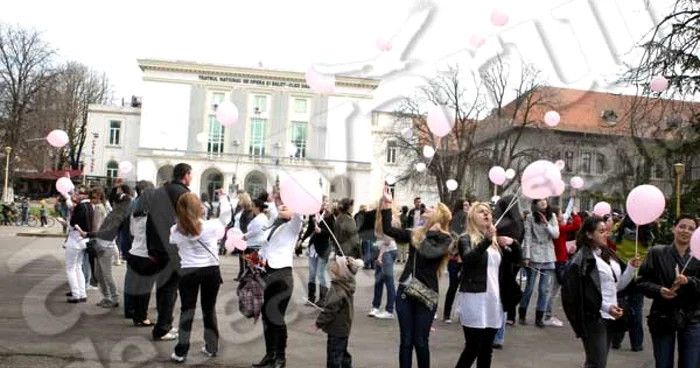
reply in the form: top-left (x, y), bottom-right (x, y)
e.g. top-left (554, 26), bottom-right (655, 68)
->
top-left (561, 216), bottom-right (641, 368)
top-left (637, 215), bottom-right (700, 368)
top-left (519, 198), bottom-right (560, 328)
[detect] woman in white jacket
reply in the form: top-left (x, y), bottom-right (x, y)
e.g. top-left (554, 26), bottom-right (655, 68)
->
top-left (519, 198), bottom-right (560, 328)
top-left (243, 199), bottom-right (269, 251)
top-left (169, 193), bottom-right (224, 363)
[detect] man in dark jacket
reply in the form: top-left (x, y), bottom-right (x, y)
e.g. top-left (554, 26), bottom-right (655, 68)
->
top-left (406, 197), bottom-right (425, 229)
top-left (357, 206), bottom-right (377, 269)
top-left (144, 163), bottom-right (191, 341)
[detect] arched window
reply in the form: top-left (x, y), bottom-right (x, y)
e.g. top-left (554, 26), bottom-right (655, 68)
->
top-left (106, 161), bottom-right (119, 178)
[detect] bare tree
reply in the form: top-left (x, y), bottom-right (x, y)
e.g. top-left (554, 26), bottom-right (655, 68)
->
top-left (0, 24), bottom-right (56, 183)
top-left (476, 56), bottom-right (556, 192)
top-left (387, 66), bottom-right (486, 207)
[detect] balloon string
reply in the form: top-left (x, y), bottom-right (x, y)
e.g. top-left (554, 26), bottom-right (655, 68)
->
top-left (635, 225), bottom-right (639, 257)
top-left (680, 256), bottom-right (692, 275)
top-left (494, 186), bottom-right (522, 227)
top-left (318, 213), bottom-right (345, 258)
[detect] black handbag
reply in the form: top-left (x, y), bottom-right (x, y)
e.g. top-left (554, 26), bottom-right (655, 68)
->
top-left (401, 252), bottom-right (439, 310)
top-left (85, 239), bottom-right (98, 258)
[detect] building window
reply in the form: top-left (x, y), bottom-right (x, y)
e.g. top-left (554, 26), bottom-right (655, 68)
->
top-left (291, 121), bottom-right (308, 158)
top-left (108, 120), bottom-right (121, 146)
top-left (249, 118), bottom-right (266, 156)
top-left (581, 152), bottom-right (591, 174)
top-left (551, 151), bottom-right (562, 162)
top-left (211, 92), bottom-right (225, 111)
top-left (207, 116), bottom-right (225, 155)
top-left (653, 161), bottom-right (665, 179)
top-left (580, 197), bottom-right (591, 212)
top-left (293, 98), bottom-right (308, 114)
top-left (564, 151), bottom-right (574, 173)
top-left (253, 95), bottom-right (267, 114)
top-left (386, 141), bottom-right (398, 164)
top-left (106, 160), bottom-right (118, 178)
top-left (596, 154), bottom-right (606, 174)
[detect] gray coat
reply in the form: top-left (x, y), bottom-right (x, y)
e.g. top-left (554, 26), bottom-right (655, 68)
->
top-left (522, 213), bottom-right (559, 264)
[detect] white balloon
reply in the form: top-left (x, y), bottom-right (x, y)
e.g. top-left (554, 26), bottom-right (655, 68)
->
top-left (196, 132), bottom-right (207, 143)
top-left (555, 160), bottom-right (565, 171)
top-left (415, 162), bottom-right (427, 172)
top-left (285, 143), bottom-right (298, 157)
top-left (505, 168), bottom-right (516, 180)
top-left (118, 161), bottom-right (133, 174)
top-left (446, 179), bottom-right (458, 191)
top-left (423, 146), bottom-right (435, 158)
top-left (385, 175), bottom-right (397, 185)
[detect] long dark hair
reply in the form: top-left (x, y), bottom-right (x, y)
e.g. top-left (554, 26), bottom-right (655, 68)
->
top-left (495, 195), bottom-right (524, 241)
top-left (531, 199), bottom-right (553, 224)
top-left (575, 216), bottom-right (619, 263)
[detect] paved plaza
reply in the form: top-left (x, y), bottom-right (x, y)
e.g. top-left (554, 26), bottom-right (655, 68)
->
top-left (0, 228), bottom-right (655, 367)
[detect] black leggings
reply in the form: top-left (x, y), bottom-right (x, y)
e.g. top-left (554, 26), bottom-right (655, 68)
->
top-left (456, 327), bottom-right (498, 368)
top-left (262, 267), bottom-right (293, 358)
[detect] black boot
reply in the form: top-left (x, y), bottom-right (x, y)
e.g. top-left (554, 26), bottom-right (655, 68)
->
top-left (318, 286), bottom-right (329, 304)
top-left (252, 353), bottom-right (276, 368)
top-left (273, 354), bottom-right (286, 368)
top-left (535, 311), bottom-right (545, 328)
top-left (307, 283), bottom-right (316, 305)
top-left (518, 308), bottom-right (527, 325)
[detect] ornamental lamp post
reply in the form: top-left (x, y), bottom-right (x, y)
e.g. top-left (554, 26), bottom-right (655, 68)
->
top-left (673, 162), bottom-right (685, 219)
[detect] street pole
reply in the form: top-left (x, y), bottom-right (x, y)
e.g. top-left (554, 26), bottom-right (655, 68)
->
top-left (673, 163), bottom-right (685, 219)
top-left (3, 146), bottom-right (11, 203)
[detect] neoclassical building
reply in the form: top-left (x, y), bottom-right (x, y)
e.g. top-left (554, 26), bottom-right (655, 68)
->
top-left (87, 59), bottom-right (382, 207)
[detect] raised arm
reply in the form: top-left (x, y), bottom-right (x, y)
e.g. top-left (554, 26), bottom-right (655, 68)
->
top-left (547, 214), bottom-right (560, 239)
top-left (380, 209), bottom-right (411, 244)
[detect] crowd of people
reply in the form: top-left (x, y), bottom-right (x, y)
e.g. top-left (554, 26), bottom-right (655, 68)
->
top-left (55, 162), bottom-right (700, 368)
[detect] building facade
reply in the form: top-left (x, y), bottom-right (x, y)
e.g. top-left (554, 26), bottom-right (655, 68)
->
top-left (89, 59), bottom-right (382, 207)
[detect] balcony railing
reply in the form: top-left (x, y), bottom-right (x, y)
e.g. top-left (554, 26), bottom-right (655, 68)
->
top-left (138, 148), bottom-right (372, 171)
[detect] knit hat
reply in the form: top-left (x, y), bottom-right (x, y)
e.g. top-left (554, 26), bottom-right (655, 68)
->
top-left (335, 256), bottom-right (363, 279)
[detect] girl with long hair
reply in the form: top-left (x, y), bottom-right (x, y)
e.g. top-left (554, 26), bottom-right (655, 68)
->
top-left (519, 198), bottom-right (560, 327)
top-left (368, 196), bottom-right (399, 319)
top-left (169, 193), bottom-right (224, 362)
top-left (561, 216), bottom-right (640, 368)
top-left (455, 202), bottom-right (521, 367)
top-left (379, 194), bottom-right (452, 368)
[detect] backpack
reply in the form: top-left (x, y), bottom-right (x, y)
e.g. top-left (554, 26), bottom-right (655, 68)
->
top-left (237, 267), bottom-right (264, 323)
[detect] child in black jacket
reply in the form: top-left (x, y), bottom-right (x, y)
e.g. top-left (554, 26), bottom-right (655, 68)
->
top-left (315, 256), bottom-right (363, 368)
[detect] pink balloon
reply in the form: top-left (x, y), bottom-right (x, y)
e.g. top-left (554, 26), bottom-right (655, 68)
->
top-left (490, 8), bottom-right (509, 27)
top-left (469, 34), bottom-right (485, 49)
top-left (118, 161), bottom-right (133, 175)
top-left (570, 176), bottom-right (584, 189)
top-left (376, 37), bottom-right (392, 52)
top-left (427, 105), bottom-right (452, 137)
top-left (626, 184), bottom-right (666, 225)
top-left (56, 177), bottom-right (74, 194)
top-left (280, 172), bottom-right (323, 215)
top-left (46, 129), bottom-right (69, 148)
top-left (555, 160), bottom-right (565, 171)
top-left (553, 180), bottom-right (566, 196)
top-left (690, 228), bottom-right (700, 260)
top-left (521, 160), bottom-right (562, 199)
top-left (224, 228), bottom-right (247, 252)
top-left (544, 111), bottom-right (560, 127)
top-left (488, 166), bottom-right (506, 186)
top-left (650, 76), bottom-right (669, 93)
top-left (593, 202), bottom-right (611, 217)
top-left (216, 101), bottom-right (239, 127)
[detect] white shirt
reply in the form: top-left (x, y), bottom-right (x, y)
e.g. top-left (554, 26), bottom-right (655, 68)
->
top-left (129, 214), bottom-right (148, 258)
top-left (244, 213), bottom-right (268, 249)
top-left (169, 220), bottom-right (224, 269)
top-left (260, 214), bottom-right (302, 269)
top-left (266, 202), bottom-right (279, 227)
top-left (594, 250), bottom-right (636, 320)
top-left (458, 247), bottom-right (503, 329)
top-left (413, 209), bottom-right (421, 228)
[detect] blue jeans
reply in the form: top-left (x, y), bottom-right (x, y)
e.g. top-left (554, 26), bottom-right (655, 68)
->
top-left (361, 240), bottom-right (374, 269)
top-left (520, 267), bottom-right (552, 313)
top-left (396, 286), bottom-right (435, 368)
top-left (494, 312), bottom-right (507, 344)
top-left (651, 323), bottom-right (700, 368)
top-left (372, 250), bottom-right (397, 313)
top-left (612, 290), bottom-right (644, 350)
top-left (308, 254), bottom-right (329, 288)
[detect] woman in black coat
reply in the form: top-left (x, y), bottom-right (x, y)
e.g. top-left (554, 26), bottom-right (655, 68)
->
top-left (455, 201), bottom-right (521, 367)
top-left (493, 195), bottom-right (524, 326)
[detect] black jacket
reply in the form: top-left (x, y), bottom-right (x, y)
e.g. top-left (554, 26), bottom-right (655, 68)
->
top-left (357, 209), bottom-right (377, 242)
top-left (457, 234), bottom-right (522, 311)
top-left (144, 181), bottom-right (189, 271)
top-left (236, 209), bottom-right (254, 233)
top-left (70, 200), bottom-right (93, 233)
top-left (637, 244), bottom-right (700, 331)
top-left (301, 214), bottom-right (335, 259)
top-left (561, 246), bottom-right (605, 338)
top-left (406, 207), bottom-right (425, 229)
top-left (315, 277), bottom-right (355, 337)
top-left (381, 209), bottom-right (451, 293)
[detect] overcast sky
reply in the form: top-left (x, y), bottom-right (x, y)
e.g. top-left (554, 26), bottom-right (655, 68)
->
top-left (1, 0), bottom-right (672, 106)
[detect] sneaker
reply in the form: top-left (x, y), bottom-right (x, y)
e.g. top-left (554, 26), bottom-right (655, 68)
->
top-left (100, 301), bottom-right (119, 309)
top-left (375, 311), bottom-right (394, 319)
top-left (201, 346), bottom-right (216, 358)
top-left (368, 308), bottom-right (380, 317)
top-left (170, 352), bottom-right (185, 363)
top-left (543, 316), bottom-right (564, 327)
top-left (156, 329), bottom-right (179, 341)
top-left (86, 285), bottom-right (99, 291)
top-left (443, 318), bottom-right (453, 324)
